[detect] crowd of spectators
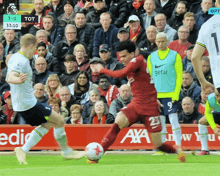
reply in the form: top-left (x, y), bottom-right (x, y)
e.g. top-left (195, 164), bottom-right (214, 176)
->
top-left (0, 0), bottom-right (217, 125)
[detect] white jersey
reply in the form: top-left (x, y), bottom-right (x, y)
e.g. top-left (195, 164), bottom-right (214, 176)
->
top-left (196, 15), bottom-right (220, 88)
top-left (7, 52), bottom-right (37, 111)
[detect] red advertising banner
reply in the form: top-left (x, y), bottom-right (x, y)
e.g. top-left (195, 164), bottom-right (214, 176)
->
top-left (0, 124), bottom-right (220, 150)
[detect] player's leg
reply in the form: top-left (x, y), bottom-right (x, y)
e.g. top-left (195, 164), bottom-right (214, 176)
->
top-left (197, 116), bottom-right (210, 155)
top-left (101, 111), bottom-right (130, 152)
top-left (168, 112), bottom-right (181, 146)
top-left (160, 115), bottom-right (167, 143)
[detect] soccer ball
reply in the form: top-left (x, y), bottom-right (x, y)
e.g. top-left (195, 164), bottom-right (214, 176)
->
top-left (85, 142), bottom-right (104, 161)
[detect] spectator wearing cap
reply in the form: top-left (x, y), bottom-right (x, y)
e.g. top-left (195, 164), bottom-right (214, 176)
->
top-left (0, 91), bottom-right (19, 124)
top-left (182, 44), bottom-right (195, 71)
top-left (168, 25), bottom-right (191, 59)
top-left (45, 0), bottom-right (64, 18)
top-left (74, 0), bottom-right (94, 14)
top-left (89, 57), bottom-right (106, 84)
top-left (93, 12), bottom-right (119, 58)
top-left (86, 0), bottom-right (108, 29)
top-left (59, 54), bottom-right (80, 86)
top-left (138, 25), bottom-right (158, 60)
top-left (52, 24), bottom-right (79, 64)
top-left (57, 0), bottom-right (76, 29)
top-left (141, 0), bottom-right (157, 30)
top-left (127, 15), bottom-right (147, 47)
top-left (154, 13), bottom-right (176, 43)
top-left (99, 44), bottom-right (127, 87)
top-left (74, 11), bottom-right (95, 58)
top-left (108, 0), bottom-right (129, 28)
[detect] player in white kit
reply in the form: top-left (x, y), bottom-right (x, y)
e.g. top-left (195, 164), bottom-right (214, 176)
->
top-left (192, 0), bottom-right (220, 95)
top-left (6, 34), bottom-right (84, 164)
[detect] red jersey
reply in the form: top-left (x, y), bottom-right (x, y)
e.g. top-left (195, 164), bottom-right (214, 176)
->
top-left (100, 55), bottom-right (157, 106)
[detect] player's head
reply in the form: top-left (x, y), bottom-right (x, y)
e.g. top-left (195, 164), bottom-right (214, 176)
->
top-left (20, 34), bottom-right (37, 59)
top-left (115, 40), bottom-right (136, 66)
top-left (48, 97), bottom-right (61, 113)
top-left (214, 88), bottom-right (220, 103)
top-left (155, 32), bottom-right (168, 51)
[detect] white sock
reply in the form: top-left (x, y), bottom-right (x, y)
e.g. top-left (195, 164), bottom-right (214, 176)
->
top-left (22, 126), bottom-right (49, 153)
top-left (169, 113), bottom-right (181, 146)
top-left (54, 127), bottom-right (71, 154)
top-left (160, 115), bottom-right (167, 143)
top-left (199, 124), bottom-right (208, 151)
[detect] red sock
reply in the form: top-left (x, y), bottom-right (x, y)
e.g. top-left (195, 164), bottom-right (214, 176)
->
top-left (158, 142), bottom-right (177, 153)
top-left (101, 123), bottom-right (121, 152)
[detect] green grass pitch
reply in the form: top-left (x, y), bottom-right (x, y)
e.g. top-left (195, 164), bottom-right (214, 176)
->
top-left (0, 154), bottom-right (219, 176)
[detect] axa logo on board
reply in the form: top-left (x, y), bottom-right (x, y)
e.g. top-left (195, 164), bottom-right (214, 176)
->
top-left (0, 129), bottom-right (31, 145)
top-left (120, 129), bottom-right (220, 143)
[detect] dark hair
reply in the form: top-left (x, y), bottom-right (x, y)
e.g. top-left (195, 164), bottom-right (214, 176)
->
top-left (74, 71), bottom-right (90, 95)
top-left (65, 54), bottom-right (76, 62)
top-left (183, 70), bottom-right (193, 78)
top-left (115, 40), bottom-right (136, 53)
top-left (75, 11), bottom-right (86, 17)
top-left (98, 74), bottom-right (110, 83)
top-left (37, 42), bottom-right (46, 49)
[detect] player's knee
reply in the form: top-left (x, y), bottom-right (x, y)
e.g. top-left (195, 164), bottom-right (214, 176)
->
top-left (115, 112), bottom-right (129, 129)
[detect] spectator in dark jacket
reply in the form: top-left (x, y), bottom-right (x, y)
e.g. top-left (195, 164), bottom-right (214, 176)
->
top-left (86, 0), bottom-right (108, 29)
top-left (178, 96), bottom-right (203, 124)
top-left (168, 1), bottom-right (187, 30)
top-left (182, 44), bottom-right (194, 71)
top-left (42, 15), bottom-right (64, 46)
top-left (33, 57), bottom-right (54, 85)
top-left (127, 0), bottom-right (145, 17)
top-left (195, 0), bottom-right (213, 30)
top-left (195, 56), bottom-right (213, 86)
top-left (0, 43), bottom-right (5, 69)
top-left (154, 0), bottom-right (177, 20)
top-left (59, 54), bottom-right (80, 86)
top-left (75, 11), bottom-right (95, 57)
top-left (45, 0), bottom-right (64, 18)
top-left (93, 12), bottom-right (119, 58)
top-left (138, 25), bottom-right (158, 60)
top-left (82, 88), bottom-right (101, 124)
top-left (173, 12), bottom-right (198, 44)
top-left (87, 100), bottom-right (114, 124)
top-left (33, 83), bottom-right (49, 103)
top-left (59, 86), bottom-right (78, 116)
top-left (127, 15), bottom-right (147, 47)
top-left (57, 0), bottom-right (75, 29)
top-left (179, 71), bottom-right (201, 106)
top-left (141, 0), bottom-right (157, 30)
top-left (98, 44), bottom-right (127, 87)
top-left (109, 84), bottom-right (132, 118)
top-left (52, 24), bottom-right (79, 69)
top-left (109, 0), bottom-right (129, 28)
top-left (32, 42), bottom-right (60, 75)
top-left (29, 0), bottom-right (48, 35)
top-left (184, 0), bottom-right (202, 14)
top-left (2, 30), bottom-right (20, 57)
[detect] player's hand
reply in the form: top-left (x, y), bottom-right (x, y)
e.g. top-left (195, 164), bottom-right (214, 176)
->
top-left (172, 100), bottom-right (176, 104)
top-left (90, 63), bottom-right (104, 74)
top-left (213, 127), bottom-right (220, 136)
top-left (201, 81), bottom-right (214, 96)
top-left (20, 73), bottom-right (27, 83)
top-left (61, 101), bottom-right (66, 108)
top-left (84, 1), bottom-right (90, 9)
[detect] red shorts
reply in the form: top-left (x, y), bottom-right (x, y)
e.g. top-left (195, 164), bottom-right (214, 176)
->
top-left (121, 101), bottom-right (162, 133)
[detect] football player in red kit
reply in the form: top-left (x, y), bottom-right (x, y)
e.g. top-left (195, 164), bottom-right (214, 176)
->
top-left (89, 40), bottom-right (186, 163)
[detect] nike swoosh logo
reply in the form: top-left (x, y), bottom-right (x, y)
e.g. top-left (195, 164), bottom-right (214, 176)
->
top-left (152, 126), bottom-right (158, 129)
top-left (155, 64), bottom-right (165, 68)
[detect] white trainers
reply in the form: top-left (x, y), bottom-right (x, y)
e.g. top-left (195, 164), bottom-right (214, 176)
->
top-left (62, 149), bottom-right (86, 160)
top-left (14, 147), bottom-right (28, 164)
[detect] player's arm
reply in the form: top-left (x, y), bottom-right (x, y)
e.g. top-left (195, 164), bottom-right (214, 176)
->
top-left (191, 44), bottom-right (207, 84)
top-left (100, 58), bottom-right (142, 78)
top-left (6, 71), bottom-right (27, 84)
top-left (146, 55), bottom-right (152, 76)
top-left (205, 100), bottom-right (217, 130)
top-left (173, 54), bottom-right (183, 101)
